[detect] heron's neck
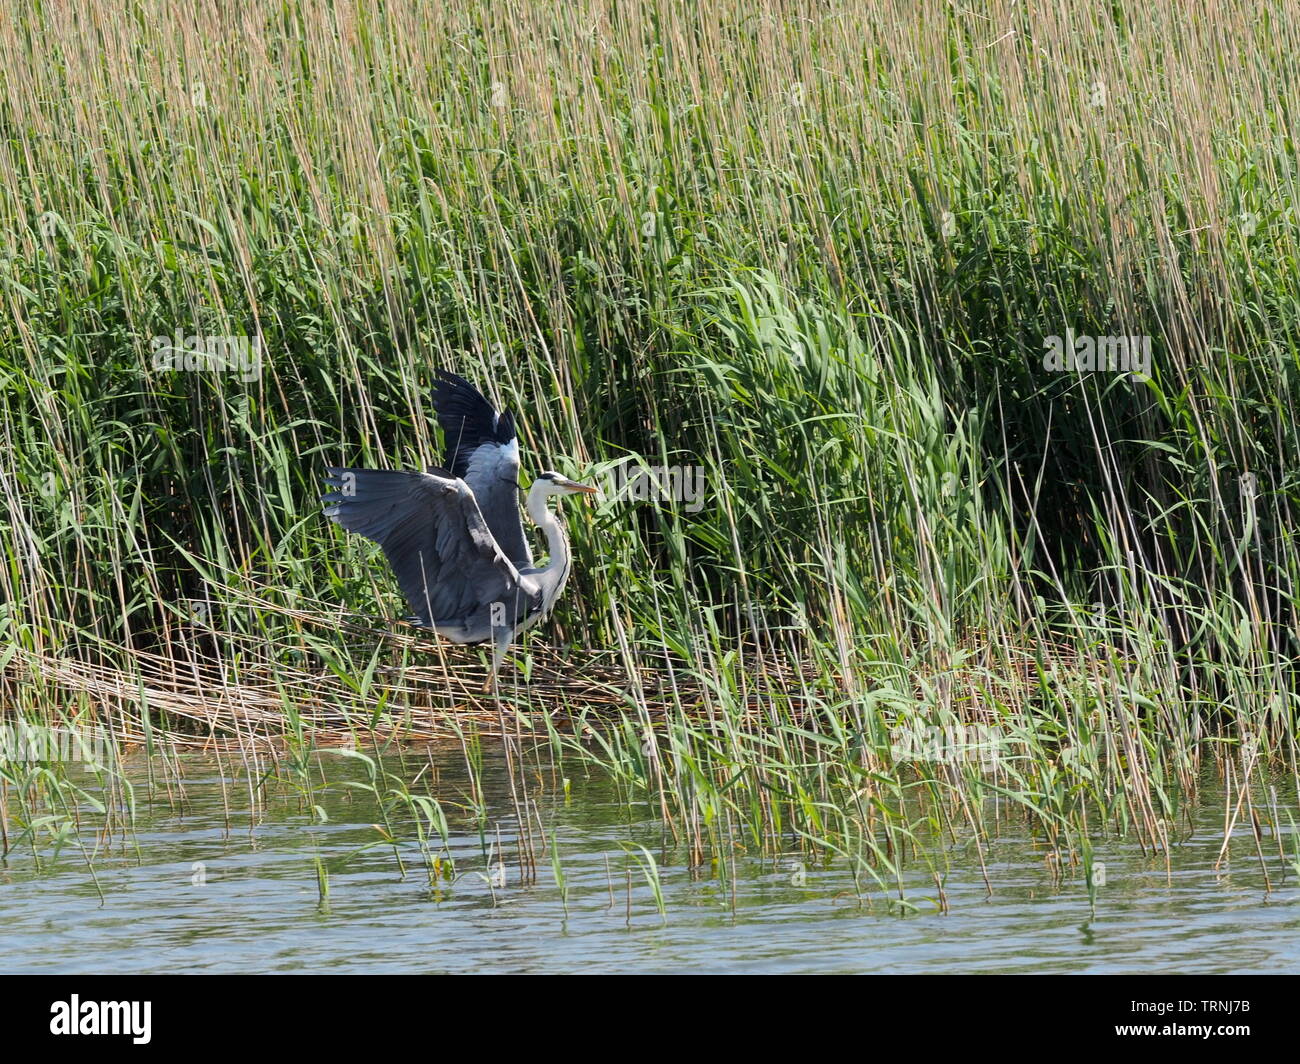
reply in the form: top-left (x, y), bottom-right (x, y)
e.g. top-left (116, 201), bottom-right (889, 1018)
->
top-left (526, 481), bottom-right (570, 581)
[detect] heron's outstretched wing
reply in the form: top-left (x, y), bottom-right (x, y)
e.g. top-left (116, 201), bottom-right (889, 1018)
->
top-left (431, 370), bottom-right (533, 569)
top-left (322, 466), bottom-right (519, 626)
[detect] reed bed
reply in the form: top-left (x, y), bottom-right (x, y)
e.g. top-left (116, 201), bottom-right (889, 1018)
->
top-left (2, 0), bottom-right (1299, 888)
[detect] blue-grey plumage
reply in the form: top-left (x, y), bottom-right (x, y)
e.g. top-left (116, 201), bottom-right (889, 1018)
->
top-left (322, 372), bottom-right (597, 692)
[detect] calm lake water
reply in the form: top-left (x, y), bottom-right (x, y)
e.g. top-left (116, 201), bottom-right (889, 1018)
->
top-left (2, 747), bottom-right (1297, 974)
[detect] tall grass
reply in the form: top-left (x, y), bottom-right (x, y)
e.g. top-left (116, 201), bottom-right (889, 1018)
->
top-left (2, 0), bottom-right (1299, 883)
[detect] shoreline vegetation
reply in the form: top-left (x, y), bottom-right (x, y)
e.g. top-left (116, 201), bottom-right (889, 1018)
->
top-left (3, 1), bottom-right (1300, 894)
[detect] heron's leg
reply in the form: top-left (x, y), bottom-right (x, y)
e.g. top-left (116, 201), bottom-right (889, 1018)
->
top-left (482, 625), bottom-right (513, 694)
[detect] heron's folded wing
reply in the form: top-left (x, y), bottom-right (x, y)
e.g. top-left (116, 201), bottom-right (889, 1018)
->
top-left (322, 466), bottom-right (519, 625)
top-left (431, 370), bottom-right (533, 569)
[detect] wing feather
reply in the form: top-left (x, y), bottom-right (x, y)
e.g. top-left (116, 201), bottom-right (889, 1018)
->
top-left (322, 466), bottom-right (519, 627)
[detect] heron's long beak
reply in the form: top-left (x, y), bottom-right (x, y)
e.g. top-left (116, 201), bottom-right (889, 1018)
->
top-left (568, 480), bottom-right (600, 498)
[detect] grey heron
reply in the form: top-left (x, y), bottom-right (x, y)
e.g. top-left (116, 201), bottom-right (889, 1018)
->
top-left (322, 370), bottom-right (597, 692)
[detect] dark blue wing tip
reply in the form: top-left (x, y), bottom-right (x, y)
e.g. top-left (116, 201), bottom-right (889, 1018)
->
top-left (495, 408), bottom-right (517, 444)
top-left (432, 368), bottom-right (477, 396)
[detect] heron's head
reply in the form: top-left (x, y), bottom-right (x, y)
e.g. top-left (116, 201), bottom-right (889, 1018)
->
top-left (534, 471), bottom-right (599, 499)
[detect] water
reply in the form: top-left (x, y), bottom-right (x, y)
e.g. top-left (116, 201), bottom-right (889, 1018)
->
top-left (1, 749), bottom-right (1297, 973)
